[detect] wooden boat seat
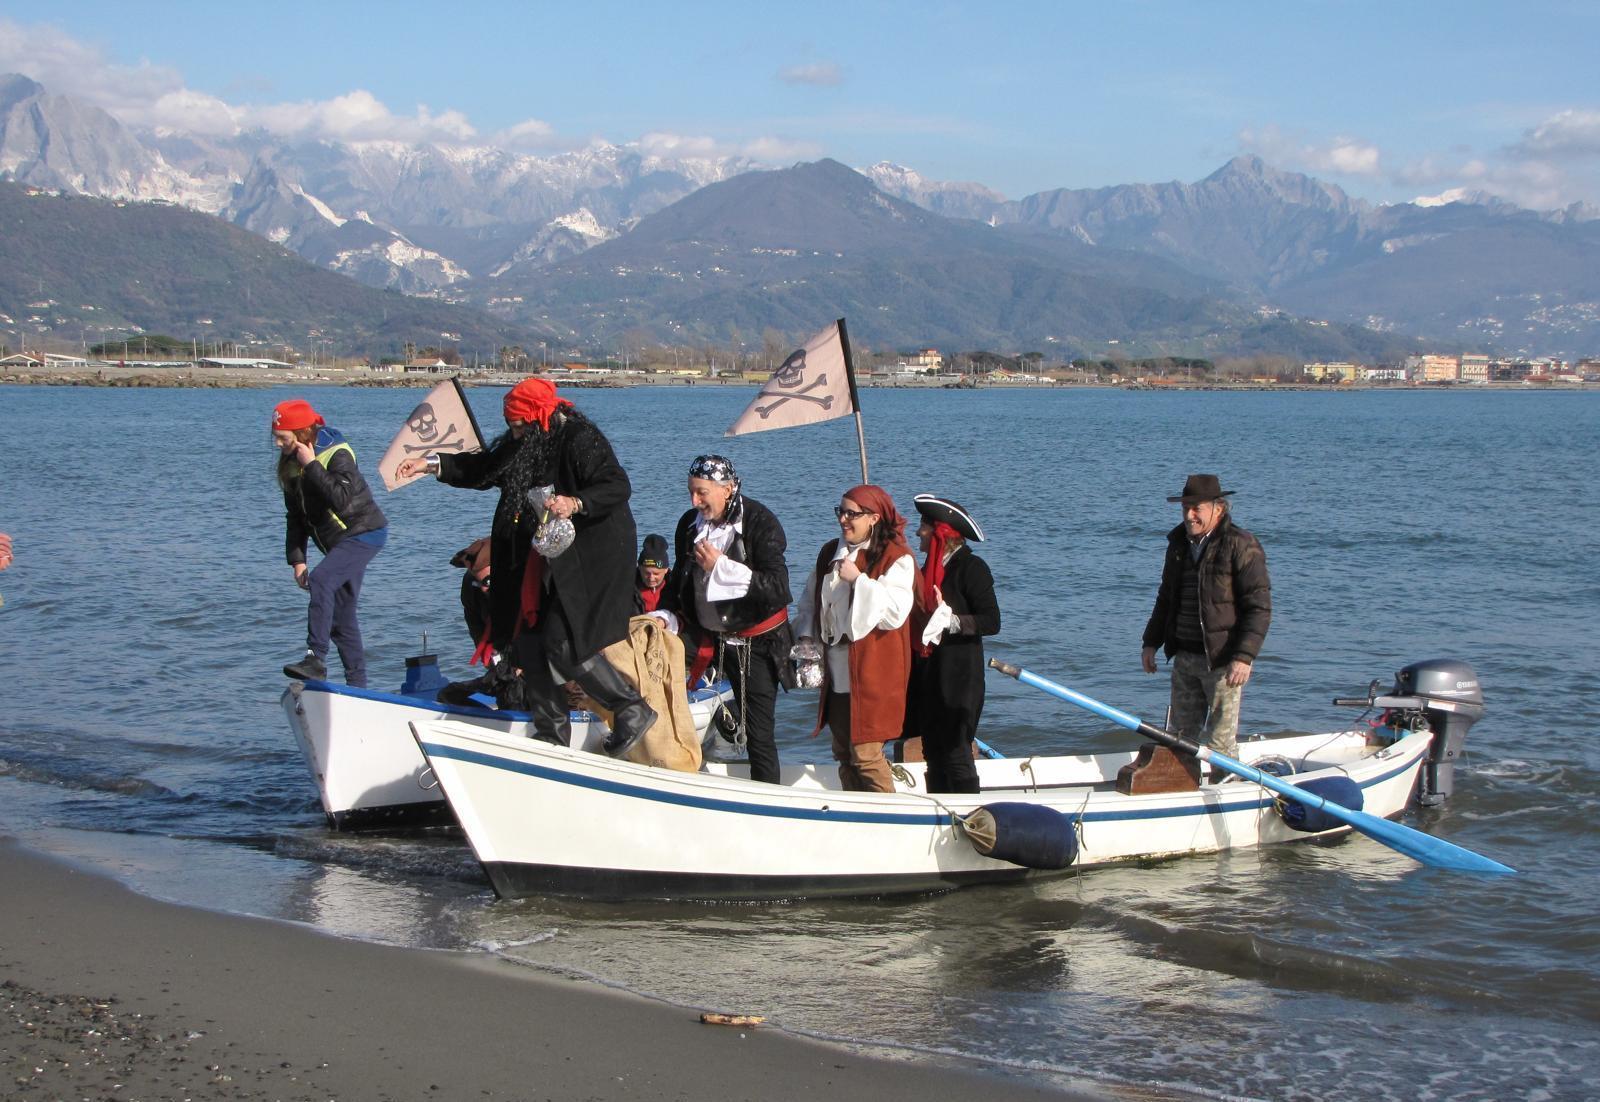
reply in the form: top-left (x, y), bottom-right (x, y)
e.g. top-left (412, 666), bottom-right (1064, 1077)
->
top-left (1115, 743), bottom-right (1202, 794)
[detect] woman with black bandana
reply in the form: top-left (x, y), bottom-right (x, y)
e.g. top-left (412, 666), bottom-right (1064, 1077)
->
top-left (397, 378), bottom-right (654, 756)
top-left (649, 455), bottom-right (793, 784)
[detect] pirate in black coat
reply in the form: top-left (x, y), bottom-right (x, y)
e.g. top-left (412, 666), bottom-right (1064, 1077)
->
top-left (654, 455), bottom-right (794, 784)
top-left (904, 495), bottom-right (1001, 794)
top-left (397, 379), bottom-right (654, 755)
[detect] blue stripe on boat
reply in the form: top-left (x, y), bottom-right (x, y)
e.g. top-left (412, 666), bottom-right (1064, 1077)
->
top-left (303, 679), bottom-right (725, 723)
top-left (419, 739), bottom-right (1424, 828)
top-left (420, 741), bottom-right (949, 825)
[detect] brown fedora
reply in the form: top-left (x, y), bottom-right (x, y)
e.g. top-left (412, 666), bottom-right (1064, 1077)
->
top-left (1167, 473), bottom-right (1236, 503)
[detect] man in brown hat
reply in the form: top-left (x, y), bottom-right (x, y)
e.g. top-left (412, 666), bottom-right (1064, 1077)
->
top-left (1140, 474), bottom-right (1271, 777)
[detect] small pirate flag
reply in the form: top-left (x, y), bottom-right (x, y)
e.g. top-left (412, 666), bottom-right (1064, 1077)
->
top-left (379, 377), bottom-right (486, 490)
top-left (725, 319), bottom-right (859, 437)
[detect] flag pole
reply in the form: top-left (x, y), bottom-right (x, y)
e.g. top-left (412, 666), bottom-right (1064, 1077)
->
top-left (451, 375), bottom-right (486, 447)
top-left (836, 317), bottom-right (868, 483)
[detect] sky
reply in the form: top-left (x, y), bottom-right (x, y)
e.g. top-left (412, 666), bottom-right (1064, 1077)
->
top-left (2, 1), bottom-right (1598, 210)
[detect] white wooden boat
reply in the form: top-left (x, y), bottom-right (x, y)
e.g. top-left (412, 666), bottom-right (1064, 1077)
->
top-left (281, 674), bottom-right (735, 831)
top-left (410, 717), bottom-right (1436, 902)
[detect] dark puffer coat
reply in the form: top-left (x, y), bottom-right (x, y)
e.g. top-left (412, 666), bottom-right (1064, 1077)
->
top-left (1142, 513), bottom-right (1271, 668)
top-left (281, 426), bottom-right (387, 566)
top-left (438, 415), bottom-right (635, 658)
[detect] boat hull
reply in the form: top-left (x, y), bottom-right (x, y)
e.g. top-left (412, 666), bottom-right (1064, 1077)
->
top-left (282, 680), bottom-right (731, 830)
top-left (414, 721), bottom-right (1433, 901)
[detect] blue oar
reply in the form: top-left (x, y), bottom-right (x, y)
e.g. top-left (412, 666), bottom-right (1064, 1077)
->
top-left (988, 658), bottom-right (1514, 875)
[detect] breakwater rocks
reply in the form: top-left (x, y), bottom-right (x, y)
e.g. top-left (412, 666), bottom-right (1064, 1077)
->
top-left (1, 370), bottom-right (265, 388)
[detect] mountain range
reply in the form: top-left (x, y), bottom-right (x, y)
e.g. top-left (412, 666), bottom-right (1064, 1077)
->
top-left (3, 71), bottom-right (1597, 358)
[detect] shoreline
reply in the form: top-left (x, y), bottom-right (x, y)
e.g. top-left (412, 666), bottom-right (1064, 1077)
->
top-left (3, 367), bottom-right (1593, 392)
top-left (0, 836), bottom-right (1121, 1101)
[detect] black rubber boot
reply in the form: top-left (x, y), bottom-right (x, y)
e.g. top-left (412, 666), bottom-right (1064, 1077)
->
top-left (572, 655), bottom-right (657, 759)
top-left (512, 640), bottom-right (572, 747)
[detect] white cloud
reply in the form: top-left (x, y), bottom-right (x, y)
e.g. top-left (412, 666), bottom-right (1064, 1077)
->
top-left (1240, 117), bottom-right (1600, 211)
top-left (778, 61), bottom-right (843, 88)
top-left (495, 117), bottom-right (558, 151)
top-left (0, 18), bottom-right (475, 144)
top-left (0, 17), bottom-right (183, 108)
top-left (636, 131), bottom-right (818, 163)
top-left (1511, 109), bottom-right (1600, 160)
top-left (1238, 125), bottom-right (1383, 177)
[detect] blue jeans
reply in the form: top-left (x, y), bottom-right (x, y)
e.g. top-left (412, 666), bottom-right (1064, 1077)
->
top-left (306, 535), bottom-right (382, 687)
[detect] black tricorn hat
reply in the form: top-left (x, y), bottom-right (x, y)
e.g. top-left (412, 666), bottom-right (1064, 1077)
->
top-left (913, 494), bottom-right (984, 541)
top-left (1167, 474), bottom-right (1237, 504)
top-left (638, 533), bottom-right (669, 568)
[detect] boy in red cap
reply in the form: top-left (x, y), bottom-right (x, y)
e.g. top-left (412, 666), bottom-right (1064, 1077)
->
top-left (273, 398), bottom-right (388, 686)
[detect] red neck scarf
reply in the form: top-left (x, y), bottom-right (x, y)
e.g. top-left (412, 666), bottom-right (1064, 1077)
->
top-left (911, 522), bottom-right (959, 657)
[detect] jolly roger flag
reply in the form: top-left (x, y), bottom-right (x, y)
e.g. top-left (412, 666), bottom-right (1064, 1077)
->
top-left (725, 319), bottom-right (859, 437)
top-left (379, 377), bottom-right (486, 490)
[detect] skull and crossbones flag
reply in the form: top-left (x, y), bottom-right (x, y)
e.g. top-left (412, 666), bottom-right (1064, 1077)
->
top-left (379, 377), bottom-right (486, 490)
top-left (725, 319), bottom-right (859, 438)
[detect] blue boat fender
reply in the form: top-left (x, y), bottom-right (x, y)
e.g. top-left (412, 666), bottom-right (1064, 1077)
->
top-left (1277, 775), bottom-right (1364, 833)
top-left (958, 803), bottom-right (1079, 869)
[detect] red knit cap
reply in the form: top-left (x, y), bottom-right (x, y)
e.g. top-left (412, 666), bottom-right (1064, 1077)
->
top-left (272, 399), bottom-right (323, 433)
top-left (503, 377), bottom-right (571, 429)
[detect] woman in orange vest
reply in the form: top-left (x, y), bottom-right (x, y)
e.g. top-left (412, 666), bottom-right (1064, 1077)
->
top-left (793, 485), bottom-right (915, 793)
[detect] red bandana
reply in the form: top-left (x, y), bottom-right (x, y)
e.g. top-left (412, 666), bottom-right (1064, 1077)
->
top-left (911, 522), bottom-right (959, 657)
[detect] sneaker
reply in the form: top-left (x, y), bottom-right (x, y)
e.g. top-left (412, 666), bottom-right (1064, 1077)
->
top-left (284, 652), bottom-right (328, 681)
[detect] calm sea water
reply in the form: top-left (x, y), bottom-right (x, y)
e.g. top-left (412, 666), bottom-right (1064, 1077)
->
top-left (1, 384), bottom-right (1597, 1101)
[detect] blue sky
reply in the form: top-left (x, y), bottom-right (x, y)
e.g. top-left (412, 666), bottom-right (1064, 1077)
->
top-left (3, 1), bottom-right (1597, 208)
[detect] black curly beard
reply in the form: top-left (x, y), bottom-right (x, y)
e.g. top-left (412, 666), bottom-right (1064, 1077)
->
top-left (469, 408), bottom-right (598, 534)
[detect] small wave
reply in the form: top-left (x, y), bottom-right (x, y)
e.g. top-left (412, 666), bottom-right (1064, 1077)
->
top-left (471, 931), bottom-right (559, 953)
top-left (272, 831), bottom-right (488, 884)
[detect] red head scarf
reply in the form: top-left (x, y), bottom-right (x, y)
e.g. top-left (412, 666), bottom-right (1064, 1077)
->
top-left (503, 378), bottom-right (571, 429)
top-left (841, 484), bottom-right (909, 548)
top-left (271, 399), bottom-right (322, 433)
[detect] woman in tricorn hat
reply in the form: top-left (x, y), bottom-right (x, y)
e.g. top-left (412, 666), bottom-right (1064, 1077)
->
top-left (904, 494), bottom-right (1000, 794)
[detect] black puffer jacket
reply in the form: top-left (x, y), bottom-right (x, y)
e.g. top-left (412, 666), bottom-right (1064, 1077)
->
top-left (281, 426), bottom-right (387, 566)
top-left (662, 495), bottom-right (791, 637)
top-left (1142, 514), bottom-right (1271, 668)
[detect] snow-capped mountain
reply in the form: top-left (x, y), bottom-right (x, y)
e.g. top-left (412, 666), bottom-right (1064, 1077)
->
top-left (0, 73), bottom-right (757, 291)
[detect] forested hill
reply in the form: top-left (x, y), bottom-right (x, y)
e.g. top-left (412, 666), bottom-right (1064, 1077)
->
top-left (0, 182), bottom-right (538, 356)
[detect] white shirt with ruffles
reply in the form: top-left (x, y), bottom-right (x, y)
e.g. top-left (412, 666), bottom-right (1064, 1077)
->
top-left (794, 542), bottom-right (915, 692)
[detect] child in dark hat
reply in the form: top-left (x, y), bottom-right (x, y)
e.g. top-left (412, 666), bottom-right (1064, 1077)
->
top-left (636, 534), bottom-right (670, 613)
top-left (904, 493), bottom-right (1001, 794)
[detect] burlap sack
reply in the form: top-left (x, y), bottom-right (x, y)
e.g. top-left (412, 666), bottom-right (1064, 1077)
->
top-left (590, 616), bottom-right (702, 772)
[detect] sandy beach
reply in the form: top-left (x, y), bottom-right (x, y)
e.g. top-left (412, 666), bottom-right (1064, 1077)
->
top-left (0, 838), bottom-right (1103, 1102)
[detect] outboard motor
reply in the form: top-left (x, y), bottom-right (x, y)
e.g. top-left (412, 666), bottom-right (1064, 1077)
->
top-left (1395, 659), bottom-right (1483, 806)
top-left (1336, 659), bottom-right (1483, 807)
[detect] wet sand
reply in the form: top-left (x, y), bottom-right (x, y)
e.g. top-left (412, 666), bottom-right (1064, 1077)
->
top-left (0, 838), bottom-right (1105, 1101)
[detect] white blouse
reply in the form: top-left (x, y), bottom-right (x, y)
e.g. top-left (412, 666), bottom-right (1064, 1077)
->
top-left (794, 542), bottom-right (915, 691)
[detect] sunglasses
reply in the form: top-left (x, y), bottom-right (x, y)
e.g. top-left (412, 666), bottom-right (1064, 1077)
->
top-left (834, 506), bottom-right (874, 522)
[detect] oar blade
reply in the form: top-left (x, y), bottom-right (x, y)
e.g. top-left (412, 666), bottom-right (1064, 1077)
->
top-left (1210, 756), bottom-right (1516, 875)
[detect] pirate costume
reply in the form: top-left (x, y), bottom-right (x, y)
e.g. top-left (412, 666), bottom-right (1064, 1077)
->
top-left (657, 455), bottom-right (794, 784)
top-left (428, 378), bottom-right (655, 756)
top-left (793, 485), bottom-right (915, 794)
top-left (904, 494), bottom-right (1000, 794)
